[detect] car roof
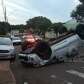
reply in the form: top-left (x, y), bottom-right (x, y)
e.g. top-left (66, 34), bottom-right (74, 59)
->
top-left (0, 37), bottom-right (11, 40)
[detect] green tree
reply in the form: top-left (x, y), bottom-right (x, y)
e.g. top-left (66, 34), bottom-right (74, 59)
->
top-left (26, 16), bottom-right (52, 33)
top-left (0, 22), bottom-right (11, 35)
top-left (79, 0), bottom-right (84, 3)
top-left (48, 23), bottom-right (67, 35)
top-left (71, 0), bottom-right (84, 40)
top-left (71, 0), bottom-right (84, 22)
top-left (11, 24), bottom-right (26, 33)
top-left (76, 24), bottom-right (84, 39)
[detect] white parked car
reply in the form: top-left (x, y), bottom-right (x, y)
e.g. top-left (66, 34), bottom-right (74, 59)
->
top-left (11, 36), bottom-right (22, 45)
top-left (18, 33), bottom-right (82, 67)
top-left (0, 37), bottom-right (16, 60)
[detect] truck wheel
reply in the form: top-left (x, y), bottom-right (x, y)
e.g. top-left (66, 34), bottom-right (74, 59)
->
top-left (71, 48), bottom-right (79, 56)
top-left (34, 41), bottom-right (52, 60)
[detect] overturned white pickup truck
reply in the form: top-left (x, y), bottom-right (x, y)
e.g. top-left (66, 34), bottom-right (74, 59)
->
top-left (18, 32), bottom-right (83, 67)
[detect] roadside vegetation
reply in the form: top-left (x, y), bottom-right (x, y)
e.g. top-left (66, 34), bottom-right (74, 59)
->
top-left (0, 0), bottom-right (84, 37)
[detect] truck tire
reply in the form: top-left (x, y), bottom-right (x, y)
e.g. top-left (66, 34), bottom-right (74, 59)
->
top-left (71, 49), bottom-right (79, 56)
top-left (34, 41), bottom-right (52, 60)
top-left (68, 48), bottom-right (78, 58)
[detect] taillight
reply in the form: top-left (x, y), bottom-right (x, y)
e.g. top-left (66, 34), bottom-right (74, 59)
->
top-left (26, 38), bottom-right (35, 42)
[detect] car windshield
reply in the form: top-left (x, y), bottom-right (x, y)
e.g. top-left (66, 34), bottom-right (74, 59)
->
top-left (12, 37), bottom-right (20, 40)
top-left (0, 38), bottom-right (12, 45)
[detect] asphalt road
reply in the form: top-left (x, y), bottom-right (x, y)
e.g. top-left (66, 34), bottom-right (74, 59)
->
top-left (10, 45), bottom-right (84, 84)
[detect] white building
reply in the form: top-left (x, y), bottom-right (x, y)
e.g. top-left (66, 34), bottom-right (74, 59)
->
top-left (63, 19), bottom-right (79, 30)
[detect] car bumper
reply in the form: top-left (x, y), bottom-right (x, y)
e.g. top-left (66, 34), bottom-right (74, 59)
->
top-left (19, 54), bottom-right (35, 64)
top-left (19, 56), bottom-right (30, 63)
top-left (13, 42), bottom-right (21, 45)
top-left (0, 54), bottom-right (15, 60)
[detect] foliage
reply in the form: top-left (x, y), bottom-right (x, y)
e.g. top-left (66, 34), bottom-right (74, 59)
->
top-left (48, 23), bottom-right (67, 34)
top-left (76, 24), bottom-right (84, 39)
top-left (11, 24), bottom-right (26, 33)
top-left (71, 0), bottom-right (84, 22)
top-left (79, 0), bottom-right (84, 3)
top-left (26, 16), bottom-right (52, 33)
top-left (0, 22), bottom-right (11, 35)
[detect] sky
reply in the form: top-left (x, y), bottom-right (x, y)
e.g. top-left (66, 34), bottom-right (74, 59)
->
top-left (0, 0), bottom-right (80, 25)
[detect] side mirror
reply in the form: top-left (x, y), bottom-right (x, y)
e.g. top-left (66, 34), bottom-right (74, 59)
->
top-left (76, 24), bottom-right (84, 40)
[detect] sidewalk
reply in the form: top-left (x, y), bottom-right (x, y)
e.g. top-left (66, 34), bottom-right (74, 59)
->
top-left (0, 61), bottom-right (16, 84)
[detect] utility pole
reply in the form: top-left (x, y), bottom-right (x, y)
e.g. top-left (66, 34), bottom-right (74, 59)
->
top-left (1, 0), bottom-right (11, 36)
top-left (1, 0), bottom-right (8, 22)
